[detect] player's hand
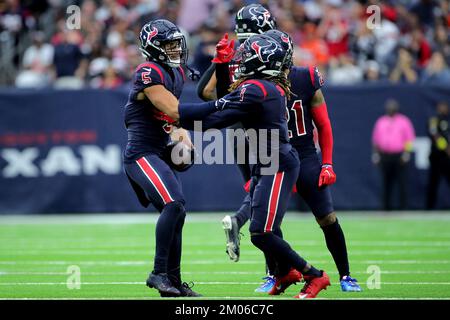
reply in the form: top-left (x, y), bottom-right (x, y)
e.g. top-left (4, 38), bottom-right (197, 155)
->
top-left (171, 128), bottom-right (194, 149)
top-left (244, 179), bottom-right (251, 193)
top-left (212, 33), bottom-right (235, 64)
top-left (318, 164), bottom-right (336, 188)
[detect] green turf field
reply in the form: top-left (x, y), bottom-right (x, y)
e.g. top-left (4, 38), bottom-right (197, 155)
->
top-left (1, 212), bottom-right (450, 300)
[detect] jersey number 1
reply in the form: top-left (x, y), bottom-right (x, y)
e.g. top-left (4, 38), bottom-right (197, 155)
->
top-left (287, 100), bottom-right (306, 138)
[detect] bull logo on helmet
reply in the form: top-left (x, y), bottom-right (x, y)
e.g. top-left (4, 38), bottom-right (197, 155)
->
top-left (251, 39), bottom-right (279, 63)
top-left (249, 6), bottom-right (272, 28)
top-left (146, 26), bottom-right (158, 43)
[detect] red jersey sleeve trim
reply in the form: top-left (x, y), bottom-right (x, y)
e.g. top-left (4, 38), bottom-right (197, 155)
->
top-left (308, 66), bottom-right (315, 88)
top-left (178, 66), bottom-right (186, 81)
top-left (240, 79), bottom-right (267, 99)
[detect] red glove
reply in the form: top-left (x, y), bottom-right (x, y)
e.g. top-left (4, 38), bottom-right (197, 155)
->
top-left (212, 33), bottom-right (235, 64)
top-left (244, 179), bottom-right (251, 193)
top-left (318, 164), bottom-right (336, 187)
top-left (152, 109), bottom-right (176, 124)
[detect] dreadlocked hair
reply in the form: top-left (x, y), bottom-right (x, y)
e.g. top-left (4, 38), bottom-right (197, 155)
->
top-left (229, 72), bottom-right (294, 100)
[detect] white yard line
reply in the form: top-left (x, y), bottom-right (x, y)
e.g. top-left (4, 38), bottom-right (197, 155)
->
top-left (1, 281), bottom-right (450, 286)
top-left (3, 240), bottom-right (450, 248)
top-left (1, 259), bottom-right (450, 265)
top-left (2, 270), bottom-right (450, 276)
top-left (1, 297), bottom-right (448, 300)
top-left (1, 248), bottom-right (450, 256)
top-left (0, 212), bottom-right (450, 225)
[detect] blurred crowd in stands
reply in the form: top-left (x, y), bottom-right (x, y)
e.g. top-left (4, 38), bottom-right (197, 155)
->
top-left (0, 0), bottom-right (449, 89)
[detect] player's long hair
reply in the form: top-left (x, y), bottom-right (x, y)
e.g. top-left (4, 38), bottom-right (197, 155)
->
top-left (229, 72), bottom-right (294, 100)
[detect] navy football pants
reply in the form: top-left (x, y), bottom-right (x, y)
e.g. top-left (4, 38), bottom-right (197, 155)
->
top-left (236, 151), bottom-right (334, 227)
top-left (249, 167), bottom-right (299, 234)
top-left (124, 154), bottom-right (185, 282)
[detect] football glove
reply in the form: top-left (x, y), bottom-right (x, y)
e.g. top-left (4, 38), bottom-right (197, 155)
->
top-left (152, 109), bottom-right (176, 124)
top-left (318, 164), bottom-right (336, 188)
top-left (244, 179), bottom-right (251, 193)
top-left (214, 96), bottom-right (238, 111)
top-left (212, 33), bottom-right (235, 64)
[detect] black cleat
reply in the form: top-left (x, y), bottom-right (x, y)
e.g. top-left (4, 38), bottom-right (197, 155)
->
top-left (146, 272), bottom-right (180, 296)
top-left (222, 215), bottom-right (241, 262)
top-left (160, 281), bottom-right (203, 297)
top-left (179, 282), bottom-right (202, 297)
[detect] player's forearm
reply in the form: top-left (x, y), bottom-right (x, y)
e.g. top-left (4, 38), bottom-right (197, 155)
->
top-left (151, 97), bottom-right (180, 120)
top-left (144, 85), bottom-right (180, 120)
top-left (215, 62), bottom-right (231, 99)
top-left (311, 102), bottom-right (334, 165)
top-left (317, 121), bottom-right (334, 165)
top-left (197, 64), bottom-right (217, 101)
top-left (178, 101), bottom-right (217, 124)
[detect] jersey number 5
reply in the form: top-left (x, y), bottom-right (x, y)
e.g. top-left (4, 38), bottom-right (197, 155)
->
top-left (287, 100), bottom-right (306, 138)
top-left (141, 71), bottom-right (151, 84)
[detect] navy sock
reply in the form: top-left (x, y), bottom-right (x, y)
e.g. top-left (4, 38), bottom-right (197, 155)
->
top-left (321, 219), bottom-right (349, 279)
top-left (264, 228), bottom-right (290, 276)
top-left (153, 201), bottom-right (185, 274)
top-left (167, 208), bottom-right (185, 287)
top-left (251, 232), bottom-right (308, 273)
top-left (303, 266), bottom-right (322, 278)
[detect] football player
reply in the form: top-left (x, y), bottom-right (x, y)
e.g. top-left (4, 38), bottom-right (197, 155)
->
top-left (123, 19), bottom-right (201, 297)
top-left (156, 34), bottom-right (332, 299)
top-left (198, 4), bottom-right (362, 293)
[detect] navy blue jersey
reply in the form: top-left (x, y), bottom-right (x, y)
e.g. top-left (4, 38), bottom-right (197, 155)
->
top-left (286, 66), bottom-right (324, 154)
top-left (123, 62), bottom-right (185, 162)
top-left (190, 79), bottom-right (299, 174)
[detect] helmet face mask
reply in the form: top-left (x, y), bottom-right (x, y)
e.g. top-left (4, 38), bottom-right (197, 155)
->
top-left (235, 4), bottom-right (277, 41)
top-left (160, 36), bottom-right (187, 67)
top-left (139, 20), bottom-right (188, 68)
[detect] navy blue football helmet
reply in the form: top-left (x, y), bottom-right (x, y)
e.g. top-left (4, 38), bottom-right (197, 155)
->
top-left (264, 29), bottom-right (294, 70)
top-left (235, 4), bottom-right (277, 41)
top-left (139, 19), bottom-right (187, 68)
top-left (236, 34), bottom-right (290, 78)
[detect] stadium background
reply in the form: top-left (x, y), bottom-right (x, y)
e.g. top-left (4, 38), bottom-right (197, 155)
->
top-left (1, 0), bottom-right (450, 302)
top-left (0, 0), bottom-right (449, 213)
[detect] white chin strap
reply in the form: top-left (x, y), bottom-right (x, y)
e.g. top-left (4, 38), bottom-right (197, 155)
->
top-left (167, 60), bottom-right (181, 68)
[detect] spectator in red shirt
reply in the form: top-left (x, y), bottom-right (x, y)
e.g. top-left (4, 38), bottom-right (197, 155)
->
top-left (318, 2), bottom-right (349, 58)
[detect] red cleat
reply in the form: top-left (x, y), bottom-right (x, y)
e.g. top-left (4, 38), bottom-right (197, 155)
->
top-left (268, 268), bottom-right (302, 295)
top-left (294, 271), bottom-right (330, 299)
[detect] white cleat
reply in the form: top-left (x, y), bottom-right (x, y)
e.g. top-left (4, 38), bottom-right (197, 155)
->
top-left (222, 215), bottom-right (240, 262)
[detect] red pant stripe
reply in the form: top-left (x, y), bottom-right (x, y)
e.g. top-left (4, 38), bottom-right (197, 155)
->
top-left (264, 172), bottom-right (284, 232)
top-left (136, 157), bottom-right (174, 204)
